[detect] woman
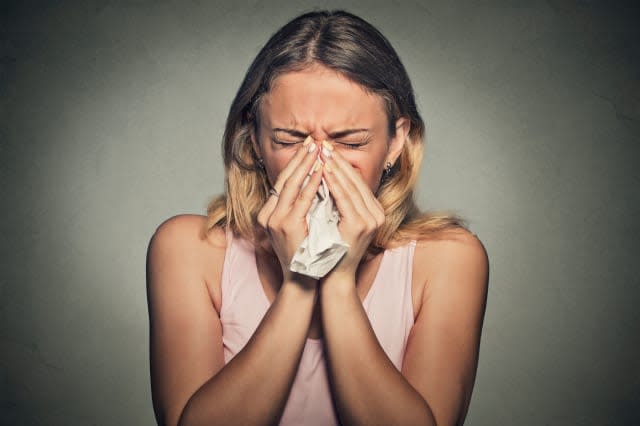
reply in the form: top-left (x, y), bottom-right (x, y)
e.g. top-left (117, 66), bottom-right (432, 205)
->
top-left (146, 9), bottom-right (489, 426)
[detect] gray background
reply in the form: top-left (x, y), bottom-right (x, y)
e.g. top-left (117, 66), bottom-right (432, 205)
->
top-left (2, 1), bottom-right (639, 425)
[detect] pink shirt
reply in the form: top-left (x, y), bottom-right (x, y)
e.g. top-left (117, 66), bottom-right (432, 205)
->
top-left (220, 230), bottom-right (416, 425)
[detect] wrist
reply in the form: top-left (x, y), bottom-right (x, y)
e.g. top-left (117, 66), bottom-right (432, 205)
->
top-left (282, 271), bottom-right (318, 294)
top-left (320, 271), bottom-right (357, 299)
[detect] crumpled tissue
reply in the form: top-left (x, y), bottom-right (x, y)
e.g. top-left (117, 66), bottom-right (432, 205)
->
top-left (289, 159), bottom-right (349, 279)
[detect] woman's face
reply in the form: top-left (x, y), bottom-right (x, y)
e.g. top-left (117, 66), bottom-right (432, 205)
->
top-left (251, 64), bottom-right (409, 193)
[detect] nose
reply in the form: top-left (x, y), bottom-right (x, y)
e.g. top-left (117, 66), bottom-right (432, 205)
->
top-left (306, 135), bottom-right (322, 152)
top-left (306, 131), bottom-right (334, 157)
top-left (309, 131), bottom-right (327, 143)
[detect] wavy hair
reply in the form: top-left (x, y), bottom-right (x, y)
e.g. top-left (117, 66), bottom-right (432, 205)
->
top-left (204, 10), bottom-right (468, 252)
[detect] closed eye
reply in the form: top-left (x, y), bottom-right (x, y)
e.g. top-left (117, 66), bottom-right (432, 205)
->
top-left (339, 142), bottom-right (366, 149)
top-left (336, 136), bottom-right (372, 149)
top-left (271, 137), bottom-right (303, 146)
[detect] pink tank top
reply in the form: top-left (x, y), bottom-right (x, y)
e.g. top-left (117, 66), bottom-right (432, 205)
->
top-left (219, 230), bottom-right (416, 425)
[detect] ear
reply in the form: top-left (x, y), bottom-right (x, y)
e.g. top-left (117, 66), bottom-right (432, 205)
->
top-left (386, 117), bottom-right (410, 165)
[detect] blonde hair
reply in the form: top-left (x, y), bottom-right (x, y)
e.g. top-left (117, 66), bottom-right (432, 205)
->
top-left (203, 10), bottom-right (468, 251)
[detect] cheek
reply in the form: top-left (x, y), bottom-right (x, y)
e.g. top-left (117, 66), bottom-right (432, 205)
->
top-left (265, 149), bottom-right (295, 183)
top-left (339, 151), bottom-right (384, 192)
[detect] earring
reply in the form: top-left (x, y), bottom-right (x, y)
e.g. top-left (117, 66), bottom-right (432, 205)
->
top-left (382, 161), bottom-right (393, 180)
top-left (257, 158), bottom-right (265, 170)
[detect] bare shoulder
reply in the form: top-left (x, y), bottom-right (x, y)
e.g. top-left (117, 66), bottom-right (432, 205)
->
top-left (403, 229), bottom-right (489, 426)
top-left (150, 214), bottom-right (226, 249)
top-left (415, 228), bottom-right (488, 264)
top-left (413, 228), bottom-right (489, 299)
top-left (147, 214), bottom-right (227, 312)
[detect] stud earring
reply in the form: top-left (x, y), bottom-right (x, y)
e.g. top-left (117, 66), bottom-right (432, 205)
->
top-left (382, 161), bottom-right (393, 180)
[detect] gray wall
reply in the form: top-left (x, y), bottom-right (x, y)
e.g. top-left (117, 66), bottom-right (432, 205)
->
top-left (2, 1), bottom-right (639, 425)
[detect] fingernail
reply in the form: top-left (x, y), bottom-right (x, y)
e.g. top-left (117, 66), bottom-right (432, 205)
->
top-left (324, 162), bottom-right (332, 173)
top-left (314, 161), bottom-right (323, 173)
top-left (322, 140), bottom-right (334, 151)
top-left (308, 142), bottom-right (317, 153)
top-left (303, 135), bottom-right (313, 146)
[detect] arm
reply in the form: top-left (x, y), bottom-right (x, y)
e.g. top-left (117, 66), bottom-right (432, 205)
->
top-left (147, 215), bottom-right (317, 426)
top-left (148, 140), bottom-right (324, 425)
top-left (321, 232), bottom-right (489, 425)
top-left (401, 234), bottom-right (489, 425)
top-left (318, 143), bottom-right (489, 425)
top-left (320, 271), bottom-right (434, 425)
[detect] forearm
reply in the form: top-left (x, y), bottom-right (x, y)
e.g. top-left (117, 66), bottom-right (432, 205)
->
top-left (320, 274), bottom-right (436, 426)
top-left (178, 276), bottom-right (317, 426)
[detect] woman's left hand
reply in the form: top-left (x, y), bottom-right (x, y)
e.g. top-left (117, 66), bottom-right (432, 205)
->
top-left (320, 144), bottom-right (386, 279)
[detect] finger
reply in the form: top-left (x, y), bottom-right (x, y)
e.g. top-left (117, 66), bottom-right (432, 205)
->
top-left (271, 141), bottom-right (320, 216)
top-left (271, 135), bottom-right (314, 193)
top-left (322, 158), bottom-right (362, 223)
top-left (322, 149), bottom-right (378, 223)
top-left (322, 145), bottom-right (385, 225)
top-left (324, 163), bottom-right (382, 244)
top-left (258, 136), bottom-right (314, 226)
top-left (289, 160), bottom-right (324, 218)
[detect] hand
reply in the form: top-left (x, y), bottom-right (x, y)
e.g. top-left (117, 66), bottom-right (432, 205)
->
top-left (256, 137), bottom-right (324, 281)
top-left (320, 144), bottom-right (386, 278)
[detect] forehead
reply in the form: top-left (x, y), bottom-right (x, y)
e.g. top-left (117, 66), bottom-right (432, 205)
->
top-left (259, 66), bottom-right (386, 130)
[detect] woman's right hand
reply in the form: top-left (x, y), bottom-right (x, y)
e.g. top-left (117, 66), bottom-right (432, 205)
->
top-left (256, 136), bottom-right (323, 280)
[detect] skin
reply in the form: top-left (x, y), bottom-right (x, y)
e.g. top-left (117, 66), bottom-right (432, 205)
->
top-left (251, 64), bottom-right (409, 293)
top-left (252, 64), bottom-right (406, 199)
top-left (146, 64), bottom-right (489, 426)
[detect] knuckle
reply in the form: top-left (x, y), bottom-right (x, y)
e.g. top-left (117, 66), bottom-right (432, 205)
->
top-left (365, 220), bottom-right (377, 233)
top-left (354, 222), bottom-right (367, 235)
top-left (266, 217), bottom-right (280, 232)
top-left (299, 188), bottom-right (314, 201)
top-left (282, 180), bottom-right (296, 193)
top-left (257, 210), bottom-right (269, 228)
top-left (280, 222), bottom-right (295, 235)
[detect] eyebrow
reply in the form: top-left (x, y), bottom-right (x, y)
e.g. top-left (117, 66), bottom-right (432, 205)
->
top-left (272, 128), bottom-right (370, 138)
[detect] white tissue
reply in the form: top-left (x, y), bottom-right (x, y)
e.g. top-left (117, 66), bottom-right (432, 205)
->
top-left (289, 159), bottom-right (349, 279)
